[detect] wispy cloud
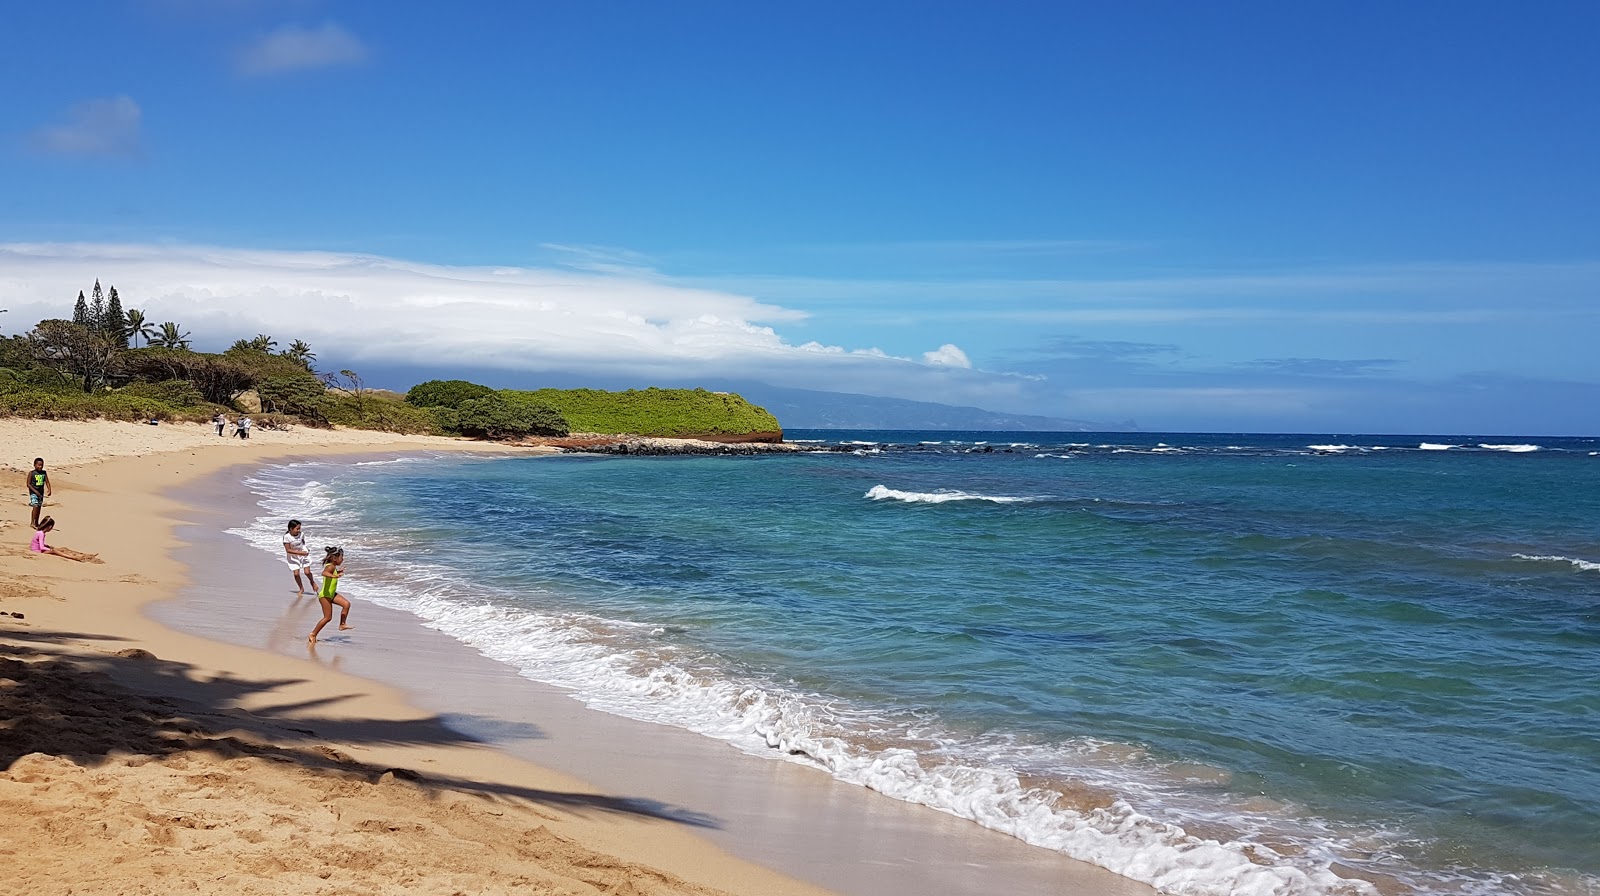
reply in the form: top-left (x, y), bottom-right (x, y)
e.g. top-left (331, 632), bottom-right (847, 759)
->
top-left (26, 96), bottom-right (143, 159)
top-left (1243, 358), bottom-right (1400, 377)
top-left (690, 260), bottom-right (1600, 323)
top-left (539, 243), bottom-right (663, 279)
top-left (1035, 337), bottom-right (1184, 363)
top-left (236, 22), bottom-right (368, 76)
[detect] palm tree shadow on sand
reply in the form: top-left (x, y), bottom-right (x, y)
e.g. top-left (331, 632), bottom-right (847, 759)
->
top-left (0, 625), bottom-right (720, 829)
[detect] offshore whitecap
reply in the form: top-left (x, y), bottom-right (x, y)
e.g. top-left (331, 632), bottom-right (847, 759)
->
top-left (226, 431), bottom-right (1600, 896)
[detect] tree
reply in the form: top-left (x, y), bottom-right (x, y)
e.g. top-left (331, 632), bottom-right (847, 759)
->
top-left (124, 308), bottom-right (156, 348)
top-left (257, 372), bottom-right (329, 420)
top-left (281, 339), bottom-right (316, 370)
top-left (321, 368), bottom-right (366, 411)
top-left (249, 334), bottom-right (277, 353)
top-left (27, 319), bottom-right (120, 392)
top-left (153, 322), bottom-right (192, 349)
top-left (72, 291), bottom-right (89, 326)
top-left (104, 286), bottom-right (128, 346)
top-left (454, 393), bottom-right (569, 439)
top-left (406, 378), bottom-right (494, 409)
top-left (88, 280), bottom-right (105, 330)
top-left (122, 348), bottom-right (256, 404)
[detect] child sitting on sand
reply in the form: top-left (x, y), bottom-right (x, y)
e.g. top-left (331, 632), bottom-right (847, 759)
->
top-left (308, 546), bottom-right (354, 643)
top-left (29, 517), bottom-right (99, 563)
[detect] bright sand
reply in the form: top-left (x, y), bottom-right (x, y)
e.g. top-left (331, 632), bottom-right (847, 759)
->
top-left (0, 419), bottom-right (1150, 896)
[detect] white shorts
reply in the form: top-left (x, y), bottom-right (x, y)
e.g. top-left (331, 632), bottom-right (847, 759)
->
top-left (285, 554), bottom-right (312, 571)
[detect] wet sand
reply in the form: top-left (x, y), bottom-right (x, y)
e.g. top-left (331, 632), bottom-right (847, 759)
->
top-left (0, 419), bottom-right (1151, 895)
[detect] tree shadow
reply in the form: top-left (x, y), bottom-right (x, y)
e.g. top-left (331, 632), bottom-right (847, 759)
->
top-left (0, 626), bottom-right (721, 829)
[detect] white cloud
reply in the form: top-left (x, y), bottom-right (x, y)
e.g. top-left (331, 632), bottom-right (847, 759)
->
top-left (27, 96), bottom-right (142, 158)
top-left (0, 243), bottom-right (1017, 404)
top-left (922, 343), bottom-right (971, 367)
top-left (236, 22), bottom-right (368, 76)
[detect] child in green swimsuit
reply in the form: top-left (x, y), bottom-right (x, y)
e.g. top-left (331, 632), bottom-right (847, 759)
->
top-left (309, 546), bottom-right (354, 643)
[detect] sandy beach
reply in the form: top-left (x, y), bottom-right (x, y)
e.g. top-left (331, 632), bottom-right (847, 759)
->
top-left (0, 419), bottom-right (1150, 896)
top-left (0, 420), bottom-right (837, 896)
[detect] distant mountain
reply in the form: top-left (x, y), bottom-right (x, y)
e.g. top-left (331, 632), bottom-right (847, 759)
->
top-left (711, 383), bottom-right (1134, 432)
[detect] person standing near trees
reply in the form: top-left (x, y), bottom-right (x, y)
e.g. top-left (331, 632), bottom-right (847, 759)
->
top-left (25, 457), bottom-right (50, 528)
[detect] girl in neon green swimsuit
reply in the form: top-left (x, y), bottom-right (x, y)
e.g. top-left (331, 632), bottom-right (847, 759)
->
top-left (309, 546), bottom-right (354, 643)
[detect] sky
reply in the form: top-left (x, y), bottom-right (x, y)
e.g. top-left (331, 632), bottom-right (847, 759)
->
top-left (1, 1), bottom-right (1597, 434)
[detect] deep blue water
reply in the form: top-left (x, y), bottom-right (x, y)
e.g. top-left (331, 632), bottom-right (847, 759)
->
top-left (233, 432), bottom-right (1600, 896)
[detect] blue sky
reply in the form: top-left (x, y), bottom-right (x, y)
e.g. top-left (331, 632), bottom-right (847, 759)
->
top-left (2, 1), bottom-right (1597, 434)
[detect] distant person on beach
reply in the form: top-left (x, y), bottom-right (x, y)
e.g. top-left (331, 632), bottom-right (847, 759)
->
top-left (29, 517), bottom-right (98, 563)
top-left (25, 457), bottom-right (51, 528)
top-left (309, 546), bottom-right (353, 643)
top-left (282, 519), bottom-right (318, 595)
top-left (239, 415), bottom-right (252, 440)
top-left (214, 413), bottom-right (227, 436)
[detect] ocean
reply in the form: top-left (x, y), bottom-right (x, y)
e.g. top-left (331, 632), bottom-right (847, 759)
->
top-left (225, 431), bottom-right (1600, 896)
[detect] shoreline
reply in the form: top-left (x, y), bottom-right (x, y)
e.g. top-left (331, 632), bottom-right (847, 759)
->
top-left (1, 419), bottom-right (1149, 895)
top-left (0, 420), bottom-right (833, 896)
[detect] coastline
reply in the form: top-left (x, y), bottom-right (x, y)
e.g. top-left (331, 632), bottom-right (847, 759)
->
top-left (0, 420), bottom-right (830, 895)
top-left (1, 419), bottom-right (1151, 895)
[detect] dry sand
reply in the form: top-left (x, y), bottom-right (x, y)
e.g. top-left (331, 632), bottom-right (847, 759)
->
top-left (0, 420), bottom-right (834, 896)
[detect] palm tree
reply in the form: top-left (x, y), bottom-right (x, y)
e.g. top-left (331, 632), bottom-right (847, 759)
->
top-left (282, 339), bottom-right (316, 369)
top-left (154, 321), bottom-right (192, 350)
top-left (248, 334), bottom-right (278, 353)
top-left (124, 308), bottom-right (157, 347)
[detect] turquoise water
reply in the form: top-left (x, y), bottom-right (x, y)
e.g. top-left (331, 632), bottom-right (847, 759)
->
top-left (232, 432), bottom-right (1600, 896)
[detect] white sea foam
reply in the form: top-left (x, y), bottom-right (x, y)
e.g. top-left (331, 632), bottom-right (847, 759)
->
top-left (1513, 554), bottom-right (1600, 573)
top-left (1307, 445), bottom-right (1354, 451)
top-left (865, 485), bottom-right (1034, 505)
top-left (224, 459), bottom-right (1509, 896)
top-left (1418, 443), bottom-right (1457, 451)
top-left (1478, 443), bottom-right (1541, 452)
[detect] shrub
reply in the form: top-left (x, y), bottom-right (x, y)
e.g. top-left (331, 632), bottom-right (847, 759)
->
top-left (257, 373), bottom-right (330, 420)
top-left (503, 387), bottom-right (779, 437)
top-left (406, 379), bottom-right (495, 409)
top-left (324, 393), bottom-right (444, 435)
top-left (454, 393), bottom-right (569, 439)
top-left (119, 379), bottom-right (208, 408)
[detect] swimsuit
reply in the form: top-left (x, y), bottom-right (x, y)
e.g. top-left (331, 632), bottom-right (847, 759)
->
top-left (318, 568), bottom-right (341, 599)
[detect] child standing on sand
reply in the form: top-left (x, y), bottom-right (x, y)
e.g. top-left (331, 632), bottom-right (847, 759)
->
top-left (309, 546), bottom-right (354, 643)
top-left (25, 457), bottom-right (50, 529)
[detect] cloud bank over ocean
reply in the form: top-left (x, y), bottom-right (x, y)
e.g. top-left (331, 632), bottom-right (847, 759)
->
top-left (3, 242), bottom-right (1595, 433)
top-left (0, 242), bottom-right (1007, 406)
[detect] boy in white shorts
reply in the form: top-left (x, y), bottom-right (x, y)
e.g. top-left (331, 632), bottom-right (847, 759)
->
top-left (283, 519), bottom-right (318, 595)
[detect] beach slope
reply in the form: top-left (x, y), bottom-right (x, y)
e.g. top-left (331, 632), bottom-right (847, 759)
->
top-left (0, 420), bottom-right (831, 896)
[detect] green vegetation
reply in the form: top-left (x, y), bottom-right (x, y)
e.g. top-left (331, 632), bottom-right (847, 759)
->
top-left (405, 379), bottom-right (495, 410)
top-left (2, 283), bottom-right (782, 441)
top-left (507, 387), bottom-right (780, 437)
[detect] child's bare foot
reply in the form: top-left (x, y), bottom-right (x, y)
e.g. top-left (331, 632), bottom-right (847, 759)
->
top-left (339, 624), bottom-right (354, 631)
top-left (307, 634), bottom-right (317, 643)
